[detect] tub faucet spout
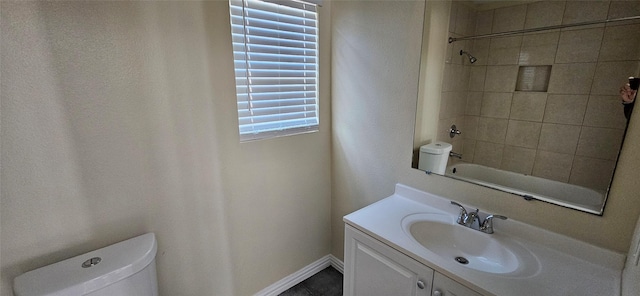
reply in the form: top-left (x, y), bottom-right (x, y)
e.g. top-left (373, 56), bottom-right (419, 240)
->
top-left (449, 151), bottom-right (462, 159)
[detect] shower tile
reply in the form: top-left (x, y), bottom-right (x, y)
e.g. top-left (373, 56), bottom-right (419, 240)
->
top-left (454, 115), bottom-right (466, 138)
top-left (447, 40), bottom-right (458, 65)
top-left (488, 36), bottom-right (523, 65)
top-left (464, 116), bottom-right (479, 140)
top-left (569, 156), bottom-right (616, 191)
top-left (451, 40), bottom-right (470, 65)
top-left (562, 1), bottom-right (610, 28)
top-left (538, 123), bottom-right (581, 154)
top-left (465, 92), bottom-right (483, 116)
top-left (505, 120), bottom-right (542, 149)
top-left (453, 91), bottom-right (467, 117)
top-left (452, 130), bottom-right (464, 151)
top-left (463, 139), bottom-right (477, 162)
top-left (547, 63), bottom-right (597, 94)
top-left (515, 66), bottom-right (552, 92)
top-left (476, 10), bottom-right (494, 35)
top-left (519, 32), bottom-right (560, 65)
top-left (449, 2), bottom-right (459, 34)
top-left (452, 116), bottom-right (467, 144)
top-left (451, 64), bottom-right (466, 91)
top-left (608, 0), bottom-right (640, 19)
top-left (445, 37), bottom-right (454, 64)
top-left (442, 64), bottom-right (453, 92)
top-left (481, 92), bottom-right (512, 119)
top-left (532, 150), bottom-right (574, 183)
top-left (576, 126), bottom-right (624, 160)
top-left (468, 66), bottom-right (487, 91)
top-left (460, 66), bottom-right (471, 90)
top-left (525, 1), bottom-right (566, 29)
top-left (583, 95), bottom-right (628, 129)
top-left (492, 5), bottom-right (526, 33)
top-left (473, 141), bottom-right (504, 168)
top-left (591, 61), bottom-right (640, 95)
top-left (501, 145), bottom-right (536, 175)
top-left (455, 4), bottom-right (470, 35)
top-left (439, 92), bottom-right (455, 119)
top-left (476, 117), bottom-right (508, 144)
top-left (437, 119), bottom-right (452, 142)
top-left (555, 28), bottom-right (604, 63)
top-left (439, 92), bottom-right (451, 119)
top-left (484, 65), bottom-right (519, 92)
top-left (599, 24), bottom-right (640, 62)
top-left (466, 9), bottom-right (477, 37)
top-left (543, 95), bottom-right (589, 125)
top-left (472, 39), bottom-right (490, 66)
top-left (510, 92), bottom-right (547, 122)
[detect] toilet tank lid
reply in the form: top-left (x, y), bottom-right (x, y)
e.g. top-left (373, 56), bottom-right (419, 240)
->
top-left (13, 233), bottom-right (157, 296)
top-left (420, 142), bottom-right (452, 154)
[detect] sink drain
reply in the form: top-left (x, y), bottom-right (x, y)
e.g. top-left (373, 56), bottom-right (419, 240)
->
top-left (454, 256), bottom-right (469, 265)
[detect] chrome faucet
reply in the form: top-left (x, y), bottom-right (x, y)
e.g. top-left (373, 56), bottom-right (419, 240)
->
top-left (480, 214), bottom-right (508, 234)
top-left (450, 201), bottom-right (507, 234)
top-left (450, 201), bottom-right (478, 228)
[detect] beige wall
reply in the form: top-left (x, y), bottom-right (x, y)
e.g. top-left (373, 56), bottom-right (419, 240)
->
top-left (413, 0), bottom-right (451, 167)
top-left (331, 0), bottom-right (427, 259)
top-left (622, 215), bottom-right (640, 296)
top-left (331, 0), bottom-right (640, 260)
top-left (0, 1), bottom-right (331, 296)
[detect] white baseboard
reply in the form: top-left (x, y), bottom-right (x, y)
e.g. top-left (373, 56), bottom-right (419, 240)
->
top-left (328, 254), bottom-right (344, 274)
top-left (254, 254), bottom-right (344, 296)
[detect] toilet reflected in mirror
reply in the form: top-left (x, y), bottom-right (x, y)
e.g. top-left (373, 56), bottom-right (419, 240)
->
top-left (418, 142), bottom-right (452, 174)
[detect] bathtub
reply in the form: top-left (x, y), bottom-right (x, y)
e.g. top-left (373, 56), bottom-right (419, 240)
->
top-left (445, 163), bottom-right (606, 214)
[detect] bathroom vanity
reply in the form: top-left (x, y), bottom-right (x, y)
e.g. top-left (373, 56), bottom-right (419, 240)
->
top-left (343, 184), bottom-right (625, 296)
top-left (345, 225), bottom-right (481, 296)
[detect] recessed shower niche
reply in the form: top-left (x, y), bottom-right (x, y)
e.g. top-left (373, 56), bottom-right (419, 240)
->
top-left (515, 66), bottom-right (552, 92)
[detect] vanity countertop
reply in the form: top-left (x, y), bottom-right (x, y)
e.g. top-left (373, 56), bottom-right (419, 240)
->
top-left (343, 184), bottom-right (624, 296)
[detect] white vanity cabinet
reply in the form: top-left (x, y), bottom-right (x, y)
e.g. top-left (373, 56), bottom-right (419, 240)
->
top-left (432, 272), bottom-right (482, 296)
top-left (344, 225), bottom-right (482, 296)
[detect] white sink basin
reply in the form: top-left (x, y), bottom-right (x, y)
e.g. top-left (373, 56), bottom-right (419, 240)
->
top-left (402, 213), bottom-right (539, 276)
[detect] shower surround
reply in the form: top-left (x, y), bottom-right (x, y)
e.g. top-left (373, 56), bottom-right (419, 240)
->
top-left (439, 0), bottom-right (640, 192)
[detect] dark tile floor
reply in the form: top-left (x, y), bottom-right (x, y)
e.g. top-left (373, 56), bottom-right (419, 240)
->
top-left (278, 266), bottom-right (343, 296)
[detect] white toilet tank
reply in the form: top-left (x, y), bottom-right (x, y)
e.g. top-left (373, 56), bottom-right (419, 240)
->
top-left (418, 141), bottom-right (453, 174)
top-left (14, 233), bottom-right (158, 296)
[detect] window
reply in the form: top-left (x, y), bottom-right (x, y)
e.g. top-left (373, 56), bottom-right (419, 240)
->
top-left (230, 0), bottom-right (319, 141)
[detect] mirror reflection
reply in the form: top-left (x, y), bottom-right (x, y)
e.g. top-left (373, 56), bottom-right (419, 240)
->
top-left (412, 0), bottom-right (640, 215)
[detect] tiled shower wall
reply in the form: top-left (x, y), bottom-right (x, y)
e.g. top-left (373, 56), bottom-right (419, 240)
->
top-left (439, 0), bottom-right (640, 192)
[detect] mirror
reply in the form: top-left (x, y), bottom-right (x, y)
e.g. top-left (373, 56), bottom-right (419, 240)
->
top-left (412, 0), bottom-right (640, 215)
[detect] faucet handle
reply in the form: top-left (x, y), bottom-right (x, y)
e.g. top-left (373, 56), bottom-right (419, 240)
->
top-left (450, 201), bottom-right (468, 225)
top-left (480, 215), bottom-right (507, 234)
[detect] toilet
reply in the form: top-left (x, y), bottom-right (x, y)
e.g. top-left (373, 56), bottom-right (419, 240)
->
top-left (418, 141), bottom-right (452, 174)
top-left (13, 233), bottom-right (158, 296)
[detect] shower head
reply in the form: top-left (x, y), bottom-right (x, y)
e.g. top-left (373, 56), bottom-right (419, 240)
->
top-left (460, 50), bottom-right (477, 64)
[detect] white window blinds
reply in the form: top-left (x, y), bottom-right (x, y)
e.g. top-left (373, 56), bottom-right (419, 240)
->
top-left (230, 0), bottom-right (319, 141)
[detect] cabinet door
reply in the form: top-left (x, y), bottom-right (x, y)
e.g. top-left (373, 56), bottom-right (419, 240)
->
top-left (432, 272), bottom-right (482, 296)
top-left (344, 225), bottom-right (434, 296)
